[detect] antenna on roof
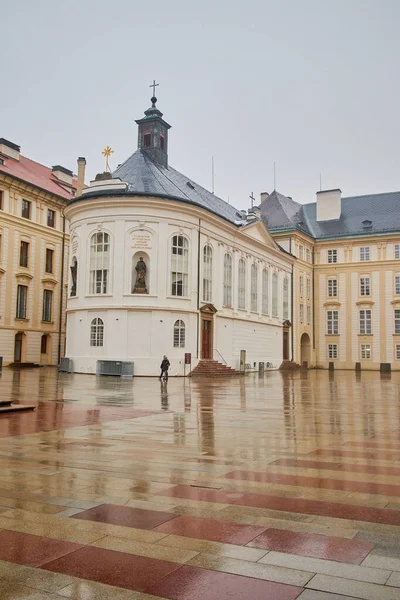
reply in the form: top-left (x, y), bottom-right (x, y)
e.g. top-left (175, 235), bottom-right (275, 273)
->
top-left (319, 173), bottom-right (322, 191)
top-left (273, 161), bottom-right (276, 191)
top-left (211, 156), bottom-right (215, 194)
top-left (249, 192), bottom-right (255, 208)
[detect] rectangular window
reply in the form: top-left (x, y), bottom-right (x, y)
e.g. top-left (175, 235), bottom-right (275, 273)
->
top-left (40, 335), bottom-right (48, 354)
top-left (16, 285), bottom-right (27, 319)
top-left (45, 248), bottom-right (54, 274)
top-left (299, 245), bottom-right (304, 260)
top-left (299, 275), bottom-right (304, 296)
top-left (396, 344), bottom-right (400, 359)
top-left (395, 309), bottom-right (400, 334)
top-left (42, 290), bottom-right (53, 322)
top-left (327, 310), bottom-right (339, 335)
top-left (395, 245), bottom-right (400, 259)
top-left (0, 190), bottom-right (3, 210)
top-left (360, 276), bottom-right (370, 296)
top-left (328, 344), bottom-right (338, 359)
top-left (22, 199), bottom-right (31, 219)
top-left (360, 344), bottom-right (371, 359)
top-left (360, 247), bottom-right (370, 261)
top-left (359, 309), bottom-right (372, 334)
top-left (306, 248), bottom-right (311, 263)
top-left (395, 276), bottom-right (400, 295)
top-left (20, 241), bottom-right (29, 268)
top-left (307, 305), bottom-right (311, 325)
top-left (328, 279), bottom-right (337, 297)
top-left (47, 209), bottom-right (56, 228)
top-left (93, 270), bottom-right (108, 295)
top-left (160, 134), bottom-right (165, 151)
top-left (328, 249), bottom-right (337, 263)
top-left (299, 304), bottom-right (304, 323)
top-left (143, 133), bottom-right (152, 147)
top-left (306, 277), bottom-right (311, 297)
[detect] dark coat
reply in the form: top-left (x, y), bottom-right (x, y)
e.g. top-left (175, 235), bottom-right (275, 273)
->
top-left (160, 359), bottom-right (170, 371)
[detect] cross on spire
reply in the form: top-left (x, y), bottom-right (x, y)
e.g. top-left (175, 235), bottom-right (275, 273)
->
top-left (149, 79), bottom-right (159, 97)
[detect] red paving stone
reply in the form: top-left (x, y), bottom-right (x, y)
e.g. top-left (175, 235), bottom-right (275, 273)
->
top-left (153, 515), bottom-right (266, 544)
top-left (0, 402), bottom-right (162, 437)
top-left (157, 484), bottom-right (244, 503)
top-left (145, 565), bottom-right (303, 600)
top-left (247, 528), bottom-right (374, 564)
top-left (0, 530), bottom-right (83, 567)
top-left (71, 504), bottom-right (176, 529)
top-left (225, 469), bottom-right (400, 496)
top-left (310, 448), bottom-right (400, 461)
top-left (42, 546), bottom-right (181, 591)
top-left (271, 458), bottom-right (400, 477)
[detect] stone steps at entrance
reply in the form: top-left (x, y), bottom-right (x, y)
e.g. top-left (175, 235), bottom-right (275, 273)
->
top-left (190, 360), bottom-right (240, 377)
top-left (0, 399), bottom-right (36, 413)
top-left (279, 361), bottom-right (302, 370)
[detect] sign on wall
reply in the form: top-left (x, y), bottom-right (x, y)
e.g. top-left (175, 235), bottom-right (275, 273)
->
top-left (132, 233), bottom-right (152, 249)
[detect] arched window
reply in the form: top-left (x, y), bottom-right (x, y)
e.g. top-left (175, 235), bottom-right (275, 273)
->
top-left (171, 235), bottom-right (189, 296)
top-left (173, 319), bottom-right (185, 348)
top-left (272, 272), bottom-right (278, 316)
top-left (202, 245), bottom-right (213, 303)
top-left (90, 232), bottom-right (110, 294)
top-left (238, 258), bottom-right (246, 309)
top-left (262, 269), bottom-right (269, 314)
top-left (223, 253), bottom-right (232, 307)
top-left (251, 264), bottom-right (258, 312)
top-left (283, 277), bottom-right (289, 319)
top-left (90, 318), bottom-right (104, 347)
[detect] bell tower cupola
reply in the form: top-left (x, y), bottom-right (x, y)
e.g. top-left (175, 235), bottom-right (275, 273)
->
top-left (135, 80), bottom-right (171, 168)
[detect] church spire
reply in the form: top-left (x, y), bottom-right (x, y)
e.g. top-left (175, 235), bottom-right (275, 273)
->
top-left (135, 81), bottom-right (171, 168)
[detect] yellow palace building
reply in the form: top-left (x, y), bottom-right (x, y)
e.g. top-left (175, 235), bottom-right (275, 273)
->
top-left (0, 138), bottom-right (78, 366)
top-left (261, 187), bottom-right (400, 371)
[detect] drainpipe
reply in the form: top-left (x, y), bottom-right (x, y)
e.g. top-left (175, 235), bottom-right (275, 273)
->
top-left (196, 218), bottom-right (201, 358)
top-left (290, 239), bottom-right (294, 361)
top-left (57, 212), bottom-right (66, 365)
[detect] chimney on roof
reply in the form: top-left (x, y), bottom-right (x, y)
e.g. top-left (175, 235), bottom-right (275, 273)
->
top-left (0, 138), bottom-right (20, 161)
top-left (260, 192), bottom-right (269, 204)
top-left (52, 165), bottom-right (73, 186)
top-left (76, 157), bottom-right (86, 196)
top-left (316, 188), bottom-right (342, 222)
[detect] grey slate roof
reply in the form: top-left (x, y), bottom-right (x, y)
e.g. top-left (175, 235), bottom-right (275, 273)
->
top-left (112, 150), bottom-right (244, 225)
top-left (261, 189), bottom-right (400, 240)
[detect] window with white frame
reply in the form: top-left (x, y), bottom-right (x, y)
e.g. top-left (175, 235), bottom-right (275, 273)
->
top-left (202, 245), bottom-right (212, 303)
top-left (307, 305), bottom-right (311, 324)
top-left (299, 245), bottom-right (304, 260)
top-left (173, 319), bottom-right (185, 348)
top-left (306, 277), bottom-right (311, 297)
top-left (395, 309), bottom-right (400, 334)
top-left (395, 244), bottom-right (400, 260)
top-left (272, 272), bottom-right (278, 316)
top-left (261, 268), bottom-right (268, 314)
top-left (238, 258), bottom-right (246, 309)
top-left (90, 318), bottom-right (104, 347)
top-left (359, 309), bottom-right (372, 334)
top-left (360, 344), bottom-right (371, 359)
top-left (360, 276), bottom-right (370, 296)
top-left (251, 264), bottom-right (258, 312)
top-left (299, 303), bottom-right (304, 323)
top-left (327, 310), bottom-right (338, 334)
top-left (223, 253), bottom-right (232, 307)
top-left (299, 275), bottom-right (304, 296)
top-left (395, 275), bottom-right (400, 295)
top-left (90, 232), bottom-right (110, 294)
top-left (360, 247), bottom-right (370, 261)
top-left (328, 249), bottom-right (337, 263)
top-left (306, 248), bottom-right (311, 263)
top-left (328, 278), bottom-right (337, 297)
top-left (396, 344), bottom-right (400, 359)
top-left (283, 277), bottom-right (289, 319)
top-left (328, 344), bottom-right (338, 359)
top-left (171, 235), bottom-right (189, 297)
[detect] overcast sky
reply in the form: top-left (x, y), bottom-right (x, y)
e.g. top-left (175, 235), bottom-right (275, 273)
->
top-left (2, 0), bottom-right (399, 210)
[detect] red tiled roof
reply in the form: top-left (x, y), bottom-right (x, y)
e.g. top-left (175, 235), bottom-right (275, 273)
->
top-left (0, 154), bottom-right (77, 200)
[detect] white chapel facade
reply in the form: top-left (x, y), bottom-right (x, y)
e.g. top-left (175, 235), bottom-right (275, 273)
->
top-left (65, 95), bottom-right (294, 376)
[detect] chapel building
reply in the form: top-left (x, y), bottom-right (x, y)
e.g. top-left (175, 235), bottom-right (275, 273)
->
top-left (65, 95), bottom-right (294, 376)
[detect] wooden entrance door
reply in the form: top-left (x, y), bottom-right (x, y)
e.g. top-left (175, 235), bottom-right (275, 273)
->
top-left (201, 319), bottom-right (212, 359)
top-left (283, 330), bottom-right (289, 360)
top-left (14, 333), bottom-right (23, 363)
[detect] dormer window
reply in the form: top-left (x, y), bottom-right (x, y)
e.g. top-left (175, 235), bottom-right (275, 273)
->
top-left (160, 134), bottom-right (165, 151)
top-left (143, 133), bottom-right (152, 148)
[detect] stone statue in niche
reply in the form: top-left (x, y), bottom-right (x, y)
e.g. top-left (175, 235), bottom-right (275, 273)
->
top-left (133, 257), bottom-right (148, 294)
top-left (70, 260), bottom-right (77, 297)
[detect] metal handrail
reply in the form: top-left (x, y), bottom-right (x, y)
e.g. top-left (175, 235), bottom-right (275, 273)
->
top-left (214, 349), bottom-right (227, 365)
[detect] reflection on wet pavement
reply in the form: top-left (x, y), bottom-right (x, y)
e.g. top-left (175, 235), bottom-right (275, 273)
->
top-left (0, 368), bottom-right (400, 598)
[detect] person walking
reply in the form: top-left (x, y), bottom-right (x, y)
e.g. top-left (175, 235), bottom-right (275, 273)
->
top-left (160, 355), bottom-right (170, 381)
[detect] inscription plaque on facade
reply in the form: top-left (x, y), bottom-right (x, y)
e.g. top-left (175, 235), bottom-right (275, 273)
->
top-left (132, 233), bottom-right (152, 249)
